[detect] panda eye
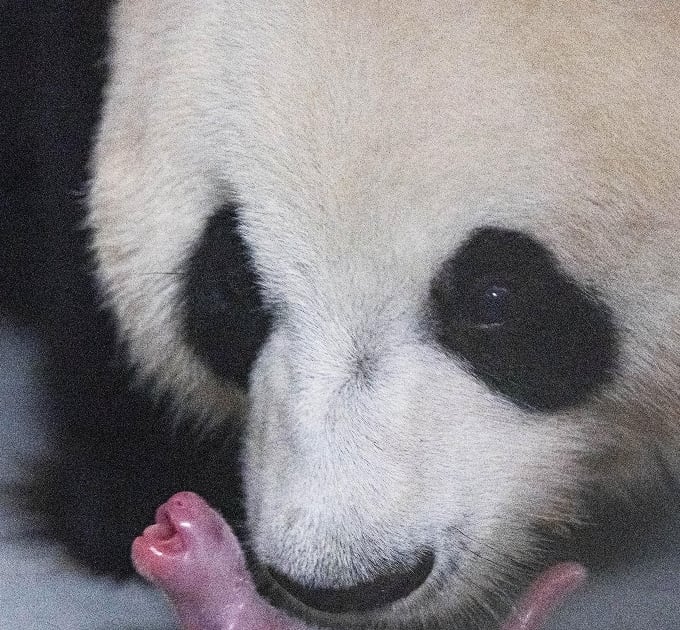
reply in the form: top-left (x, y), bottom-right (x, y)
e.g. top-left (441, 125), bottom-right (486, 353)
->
top-left (183, 205), bottom-right (272, 387)
top-left (429, 227), bottom-right (617, 411)
top-left (473, 282), bottom-right (511, 327)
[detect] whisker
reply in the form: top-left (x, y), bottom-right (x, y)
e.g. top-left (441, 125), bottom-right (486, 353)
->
top-left (448, 524), bottom-right (512, 573)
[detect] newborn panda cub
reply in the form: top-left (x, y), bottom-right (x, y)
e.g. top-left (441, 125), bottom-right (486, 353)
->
top-left (132, 493), bottom-right (585, 630)
top-left (133, 493), bottom-right (306, 630)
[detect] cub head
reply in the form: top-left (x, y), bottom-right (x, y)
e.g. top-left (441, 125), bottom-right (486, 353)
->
top-left (89, 2), bottom-right (680, 628)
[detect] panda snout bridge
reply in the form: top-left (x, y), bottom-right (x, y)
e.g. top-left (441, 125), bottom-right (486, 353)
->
top-left (266, 548), bottom-right (435, 613)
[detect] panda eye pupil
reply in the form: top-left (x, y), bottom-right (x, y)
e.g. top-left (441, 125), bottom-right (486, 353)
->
top-left (476, 283), bottom-right (510, 326)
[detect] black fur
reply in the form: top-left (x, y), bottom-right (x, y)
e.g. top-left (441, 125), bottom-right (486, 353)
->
top-left (1, 0), bottom-right (243, 579)
top-left (183, 204), bottom-right (272, 388)
top-left (429, 227), bottom-right (618, 411)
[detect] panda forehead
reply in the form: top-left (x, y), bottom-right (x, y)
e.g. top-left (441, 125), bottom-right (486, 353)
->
top-left (190, 2), bottom-right (677, 283)
top-left (205, 6), bottom-right (568, 293)
top-left (199, 1), bottom-right (680, 175)
top-left (98, 0), bottom-right (680, 219)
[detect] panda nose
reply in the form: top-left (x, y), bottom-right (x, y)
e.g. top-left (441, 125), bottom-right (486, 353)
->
top-left (266, 549), bottom-right (435, 613)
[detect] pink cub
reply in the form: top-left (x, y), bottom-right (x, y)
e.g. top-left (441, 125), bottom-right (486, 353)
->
top-left (132, 492), bottom-right (306, 630)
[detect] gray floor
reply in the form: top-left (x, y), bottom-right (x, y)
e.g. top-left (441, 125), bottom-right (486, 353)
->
top-left (549, 557), bottom-right (680, 629)
top-left (546, 494), bottom-right (680, 630)
top-left (1, 320), bottom-right (678, 629)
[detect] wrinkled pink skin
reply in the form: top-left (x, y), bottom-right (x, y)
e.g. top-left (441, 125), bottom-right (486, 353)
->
top-left (132, 492), bottom-right (306, 630)
top-left (132, 492), bottom-right (586, 630)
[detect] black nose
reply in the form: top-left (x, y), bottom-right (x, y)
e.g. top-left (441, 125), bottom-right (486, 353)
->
top-left (267, 549), bottom-right (435, 613)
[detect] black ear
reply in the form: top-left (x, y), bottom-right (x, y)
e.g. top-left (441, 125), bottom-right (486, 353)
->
top-left (183, 204), bottom-right (272, 387)
top-left (429, 227), bottom-right (618, 411)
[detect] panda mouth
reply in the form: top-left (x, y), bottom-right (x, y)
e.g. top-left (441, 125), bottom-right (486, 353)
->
top-left (264, 550), bottom-right (436, 614)
top-left (251, 542), bottom-right (586, 630)
top-left (256, 558), bottom-right (586, 630)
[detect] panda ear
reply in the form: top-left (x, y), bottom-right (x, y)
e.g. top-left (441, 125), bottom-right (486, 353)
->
top-left (182, 204), bottom-right (272, 387)
top-left (429, 227), bottom-right (618, 411)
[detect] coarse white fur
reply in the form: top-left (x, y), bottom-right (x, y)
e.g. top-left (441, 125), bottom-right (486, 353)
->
top-left (89, 2), bottom-right (680, 627)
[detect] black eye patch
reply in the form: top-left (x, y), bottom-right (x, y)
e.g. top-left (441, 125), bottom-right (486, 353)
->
top-left (183, 204), bottom-right (271, 387)
top-left (429, 227), bottom-right (617, 411)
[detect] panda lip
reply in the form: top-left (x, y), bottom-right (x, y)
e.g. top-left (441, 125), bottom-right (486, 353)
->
top-left (265, 549), bottom-right (435, 615)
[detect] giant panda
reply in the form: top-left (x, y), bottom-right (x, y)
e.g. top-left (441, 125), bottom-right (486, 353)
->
top-left (3, 2), bottom-right (680, 629)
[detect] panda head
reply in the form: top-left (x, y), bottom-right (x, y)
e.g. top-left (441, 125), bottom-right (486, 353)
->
top-left (89, 2), bottom-right (680, 628)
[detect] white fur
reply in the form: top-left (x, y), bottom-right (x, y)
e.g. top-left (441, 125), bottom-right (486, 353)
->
top-left (89, 2), bottom-right (680, 626)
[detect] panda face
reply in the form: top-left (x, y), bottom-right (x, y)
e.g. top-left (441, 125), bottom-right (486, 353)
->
top-left (89, 2), bottom-right (680, 628)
